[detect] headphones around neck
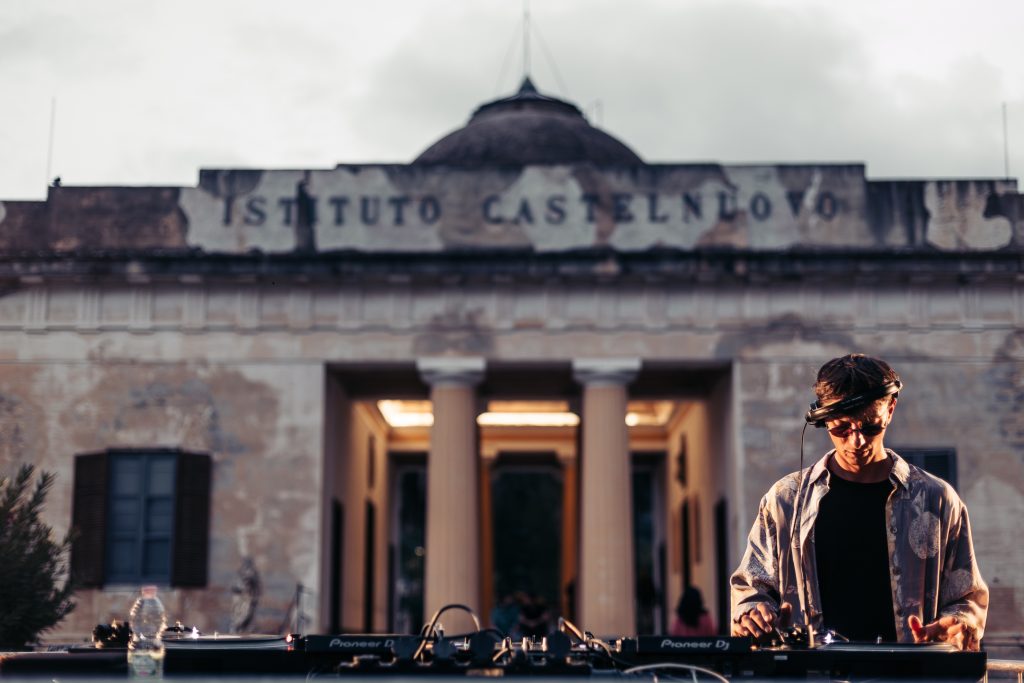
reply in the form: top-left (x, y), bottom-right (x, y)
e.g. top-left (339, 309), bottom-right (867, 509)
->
top-left (805, 379), bottom-right (902, 428)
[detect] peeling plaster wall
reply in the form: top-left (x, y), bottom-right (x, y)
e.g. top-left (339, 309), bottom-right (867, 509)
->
top-left (0, 272), bottom-right (1020, 641)
top-left (0, 167), bottom-right (1018, 253)
top-left (0, 355), bottom-right (325, 639)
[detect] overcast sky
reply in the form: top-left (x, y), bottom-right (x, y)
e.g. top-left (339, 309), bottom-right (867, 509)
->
top-left (2, 0), bottom-right (1023, 200)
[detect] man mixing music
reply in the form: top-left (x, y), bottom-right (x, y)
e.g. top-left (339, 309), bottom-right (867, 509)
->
top-left (730, 354), bottom-right (988, 650)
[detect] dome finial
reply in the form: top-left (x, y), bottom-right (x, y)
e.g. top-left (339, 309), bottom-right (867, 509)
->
top-left (413, 81), bottom-right (642, 166)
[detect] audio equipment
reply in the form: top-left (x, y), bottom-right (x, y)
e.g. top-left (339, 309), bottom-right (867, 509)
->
top-left (619, 636), bottom-right (985, 679)
top-left (0, 631), bottom-right (988, 679)
top-left (805, 379), bottom-right (902, 427)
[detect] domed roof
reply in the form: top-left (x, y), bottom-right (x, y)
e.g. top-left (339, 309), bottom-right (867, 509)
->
top-left (413, 77), bottom-right (643, 166)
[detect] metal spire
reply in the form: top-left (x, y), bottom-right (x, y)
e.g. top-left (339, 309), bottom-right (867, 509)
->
top-left (522, 0), bottom-right (531, 79)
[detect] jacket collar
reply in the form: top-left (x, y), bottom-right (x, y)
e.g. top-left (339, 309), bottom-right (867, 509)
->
top-left (808, 448), bottom-right (909, 489)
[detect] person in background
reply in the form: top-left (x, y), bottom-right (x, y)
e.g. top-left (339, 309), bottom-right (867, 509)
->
top-left (670, 585), bottom-right (717, 636)
top-left (491, 593), bottom-right (521, 637)
top-left (515, 593), bottom-right (552, 639)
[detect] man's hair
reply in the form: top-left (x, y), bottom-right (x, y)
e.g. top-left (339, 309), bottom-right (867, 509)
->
top-left (814, 353), bottom-right (900, 404)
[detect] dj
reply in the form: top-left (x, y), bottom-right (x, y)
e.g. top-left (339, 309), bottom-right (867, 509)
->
top-left (730, 354), bottom-right (988, 650)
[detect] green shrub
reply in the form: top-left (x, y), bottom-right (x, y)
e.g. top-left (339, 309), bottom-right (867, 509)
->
top-left (0, 464), bottom-right (75, 649)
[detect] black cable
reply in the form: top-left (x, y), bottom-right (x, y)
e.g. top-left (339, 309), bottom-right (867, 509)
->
top-left (441, 627), bottom-right (503, 641)
top-left (411, 603), bottom-right (483, 662)
top-left (623, 662), bottom-right (730, 683)
top-left (557, 616), bottom-right (586, 643)
top-left (782, 421), bottom-right (814, 648)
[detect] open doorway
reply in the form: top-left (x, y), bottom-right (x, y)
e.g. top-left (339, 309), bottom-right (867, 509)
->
top-left (323, 362), bottom-right (734, 638)
top-left (489, 453), bottom-right (563, 637)
top-left (633, 452), bottom-right (667, 634)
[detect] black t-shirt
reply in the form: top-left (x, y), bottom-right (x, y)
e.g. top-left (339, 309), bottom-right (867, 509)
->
top-left (814, 472), bottom-right (897, 642)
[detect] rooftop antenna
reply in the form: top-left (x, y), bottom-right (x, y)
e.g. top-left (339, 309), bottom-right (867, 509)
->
top-left (495, 0), bottom-right (569, 97)
top-left (46, 97), bottom-right (56, 187)
top-left (522, 0), bottom-right (531, 78)
top-left (1002, 102), bottom-right (1010, 181)
top-left (531, 19), bottom-right (569, 96)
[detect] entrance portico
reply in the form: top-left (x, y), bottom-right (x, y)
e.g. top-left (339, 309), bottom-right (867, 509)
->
top-left (325, 360), bottom-right (732, 637)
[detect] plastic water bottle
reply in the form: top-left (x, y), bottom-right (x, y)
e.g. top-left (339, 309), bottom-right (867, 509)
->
top-left (128, 585), bottom-right (167, 678)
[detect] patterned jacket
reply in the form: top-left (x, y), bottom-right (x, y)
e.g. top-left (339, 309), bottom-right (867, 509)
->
top-left (730, 449), bottom-right (988, 648)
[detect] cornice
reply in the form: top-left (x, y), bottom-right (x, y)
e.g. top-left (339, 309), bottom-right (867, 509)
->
top-left (0, 247), bottom-right (1021, 287)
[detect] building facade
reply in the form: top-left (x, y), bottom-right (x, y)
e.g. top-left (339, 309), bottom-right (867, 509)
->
top-left (0, 80), bottom-right (1022, 647)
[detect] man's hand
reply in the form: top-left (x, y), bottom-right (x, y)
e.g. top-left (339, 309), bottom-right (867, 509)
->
top-left (732, 602), bottom-right (792, 639)
top-left (907, 615), bottom-right (968, 650)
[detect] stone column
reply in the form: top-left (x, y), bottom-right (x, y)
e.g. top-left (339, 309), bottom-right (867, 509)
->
top-left (418, 357), bottom-right (485, 626)
top-left (573, 358), bottom-right (640, 636)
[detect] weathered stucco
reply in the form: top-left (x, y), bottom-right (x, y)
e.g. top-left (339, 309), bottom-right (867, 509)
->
top-left (0, 358), bottom-right (324, 637)
top-left (0, 272), bottom-right (1019, 639)
top-left (0, 156), bottom-right (1020, 647)
top-left (0, 166), bottom-right (1018, 254)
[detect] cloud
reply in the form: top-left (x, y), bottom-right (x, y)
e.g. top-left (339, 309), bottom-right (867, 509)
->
top-left (0, 0), bottom-right (1021, 199)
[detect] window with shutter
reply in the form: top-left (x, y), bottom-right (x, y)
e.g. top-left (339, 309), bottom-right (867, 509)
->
top-left (895, 447), bottom-right (958, 490)
top-left (71, 449), bottom-right (211, 587)
top-left (71, 452), bottom-right (109, 588)
top-left (172, 452), bottom-right (211, 587)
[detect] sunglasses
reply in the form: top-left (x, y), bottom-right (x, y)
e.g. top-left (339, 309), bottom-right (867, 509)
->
top-left (827, 422), bottom-right (886, 438)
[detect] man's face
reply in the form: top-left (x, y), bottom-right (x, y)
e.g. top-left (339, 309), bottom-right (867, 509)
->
top-left (824, 397), bottom-right (896, 469)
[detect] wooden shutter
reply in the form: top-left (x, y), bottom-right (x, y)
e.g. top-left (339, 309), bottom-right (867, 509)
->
top-left (171, 452), bottom-right (211, 587)
top-left (71, 452), bottom-right (109, 588)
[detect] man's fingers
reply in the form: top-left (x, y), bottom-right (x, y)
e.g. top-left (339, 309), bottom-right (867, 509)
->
top-left (937, 616), bottom-right (960, 629)
top-left (737, 615), bottom-right (762, 638)
top-left (778, 602), bottom-right (793, 628)
top-left (909, 615), bottom-right (937, 642)
top-left (909, 615), bottom-right (964, 644)
top-left (735, 605), bottom-right (780, 638)
top-left (734, 604), bottom-right (789, 640)
top-left (754, 603), bottom-right (780, 634)
top-left (747, 612), bottom-right (769, 635)
top-left (926, 616), bottom-right (962, 639)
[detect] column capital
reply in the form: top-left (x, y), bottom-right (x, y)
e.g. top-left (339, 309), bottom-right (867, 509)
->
top-left (572, 358), bottom-right (641, 387)
top-left (417, 357), bottom-right (486, 387)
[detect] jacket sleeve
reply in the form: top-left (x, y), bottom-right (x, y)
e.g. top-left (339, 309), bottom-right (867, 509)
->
top-left (731, 494), bottom-right (783, 624)
top-left (938, 498), bottom-right (989, 650)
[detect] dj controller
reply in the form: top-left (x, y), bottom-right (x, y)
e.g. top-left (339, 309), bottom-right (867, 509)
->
top-left (0, 629), bottom-right (989, 681)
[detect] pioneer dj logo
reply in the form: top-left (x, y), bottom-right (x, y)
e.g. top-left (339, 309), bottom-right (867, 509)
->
top-left (328, 638), bottom-right (395, 649)
top-left (658, 638), bottom-right (731, 651)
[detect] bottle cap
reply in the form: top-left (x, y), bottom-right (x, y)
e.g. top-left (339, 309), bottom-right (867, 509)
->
top-left (141, 585), bottom-right (158, 598)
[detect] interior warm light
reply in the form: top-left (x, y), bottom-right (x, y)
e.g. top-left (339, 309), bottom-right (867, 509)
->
top-left (625, 400), bottom-right (676, 426)
top-left (378, 400), bottom-right (581, 428)
top-left (476, 412), bottom-right (580, 427)
top-left (377, 400), bottom-right (434, 427)
top-left (377, 399), bottom-right (678, 429)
